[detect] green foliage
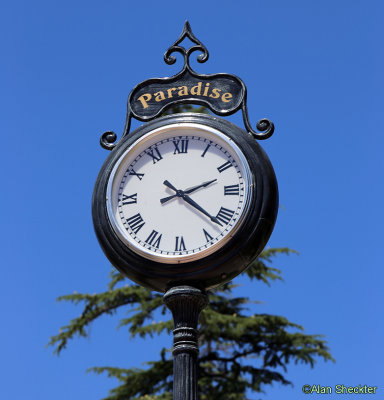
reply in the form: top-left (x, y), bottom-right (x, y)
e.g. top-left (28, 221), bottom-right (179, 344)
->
top-left (88, 359), bottom-right (173, 400)
top-left (49, 248), bottom-right (334, 399)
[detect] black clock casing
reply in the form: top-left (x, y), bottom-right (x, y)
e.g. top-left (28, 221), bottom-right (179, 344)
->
top-left (92, 113), bottom-right (278, 292)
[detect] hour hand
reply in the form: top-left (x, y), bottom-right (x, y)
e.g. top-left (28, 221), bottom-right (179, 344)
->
top-left (163, 180), bottom-right (179, 193)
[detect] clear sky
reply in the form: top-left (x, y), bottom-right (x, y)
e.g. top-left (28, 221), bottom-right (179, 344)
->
top-left (1, 1), bottom-right (383, 399)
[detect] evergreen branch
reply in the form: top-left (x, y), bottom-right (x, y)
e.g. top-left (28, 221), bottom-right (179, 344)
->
top-left (88, 357), bottom-right (173, 400)
top-left (118, 319), bottom-right (173, 338)
top-left (48, 285), bottom-right (157, 354)
top-left (245, 248), bottom-right (298, 284)
top-left (207, 292), bottom-right (249, 315)
top-left (117, 295), bottom-right (166, 337)
top-left (199, 310), bottom-right (333, 371)
top-left (108, 269), bottom-right (127, 290)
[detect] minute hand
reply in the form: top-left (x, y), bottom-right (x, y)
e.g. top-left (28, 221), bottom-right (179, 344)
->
top-left (184, 179), bottom-right (217, 194)
top-left (181, 194), bottom-right (222, 226)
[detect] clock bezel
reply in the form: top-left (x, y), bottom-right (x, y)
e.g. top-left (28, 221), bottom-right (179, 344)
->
top-left (92, 113), bottom-right (278, 292)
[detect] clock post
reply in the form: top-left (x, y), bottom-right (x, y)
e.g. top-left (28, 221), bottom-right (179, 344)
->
top-left (92, 22), bottom-right (278, 400)
top-left (164, 287), bottom-right (208, 400)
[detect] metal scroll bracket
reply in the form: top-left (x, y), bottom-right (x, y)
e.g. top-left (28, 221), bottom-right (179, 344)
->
top-left (100, 21), bottom-right (275, 150)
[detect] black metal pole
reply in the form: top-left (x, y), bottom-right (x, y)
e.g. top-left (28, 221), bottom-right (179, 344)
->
top-left (164, 286), bottom-right (208, 400)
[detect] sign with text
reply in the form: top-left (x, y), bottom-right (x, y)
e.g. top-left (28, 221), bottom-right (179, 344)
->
top-left (129, 70), bottom-right (244, 120)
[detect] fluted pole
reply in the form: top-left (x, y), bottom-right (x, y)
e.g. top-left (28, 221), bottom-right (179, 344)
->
top-left (163, 286), bottom-right (208, 400)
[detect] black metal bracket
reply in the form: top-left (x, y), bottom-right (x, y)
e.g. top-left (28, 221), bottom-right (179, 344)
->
top-left (101, 21), bottom-right (275, 150)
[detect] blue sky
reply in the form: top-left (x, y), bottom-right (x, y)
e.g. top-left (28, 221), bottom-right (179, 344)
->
top-left (1, 1), bottom-right (383, 399)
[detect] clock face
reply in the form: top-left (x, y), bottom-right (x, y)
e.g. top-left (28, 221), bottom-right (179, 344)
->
top-left (106, 123), bottom-right (253, 264)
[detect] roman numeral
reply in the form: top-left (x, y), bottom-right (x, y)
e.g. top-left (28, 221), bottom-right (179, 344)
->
top-left (203, 229), bottom-right (214, 242)
top-left (122, 193), bottom-right (137, 205)
top-left (173, 139), bottom-right (189, 154)
top-left (126, 213), bottom-right (145, 234)
top-left (201, 143), bottom-right (211, 157)
top-left (217, 161), bottom-right (232, 173)
top-left (175, 236), bottom-right (186, 251)
top-left (224, 184), bottom-right (240, 196)
top-left (216, 207), bottom-right (235, 225)
top-left (146, 146), bottom-right (163, 164)
top-left (145, 230), bottom-right (162, 248)
top-left (128, 169), bottom-right (144, 180)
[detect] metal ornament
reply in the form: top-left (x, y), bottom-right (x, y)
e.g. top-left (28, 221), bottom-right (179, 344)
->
top-left (100, 21), bottom-right (275, 150)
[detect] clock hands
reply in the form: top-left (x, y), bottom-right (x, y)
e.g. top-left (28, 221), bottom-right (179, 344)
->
top-left (160, 179), bottom-right (217, 204)
top-left (162, 180), bottom-right (222, 226)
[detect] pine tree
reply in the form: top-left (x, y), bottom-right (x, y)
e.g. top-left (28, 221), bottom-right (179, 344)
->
top-left (49, 248), bottom-right (333, 400)
top-left (49, 106), bottom-right (333, 399)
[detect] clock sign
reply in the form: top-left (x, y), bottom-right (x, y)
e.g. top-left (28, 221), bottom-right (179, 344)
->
top-left (92, 23), bottom-right (278, 292)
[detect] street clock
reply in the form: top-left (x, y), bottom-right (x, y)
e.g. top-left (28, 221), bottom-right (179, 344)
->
top-left (92, 22), bottom-right (278, 292)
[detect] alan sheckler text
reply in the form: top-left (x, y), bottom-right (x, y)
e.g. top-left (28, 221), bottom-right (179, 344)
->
top-left (302, 384), bottom-right (378, 395)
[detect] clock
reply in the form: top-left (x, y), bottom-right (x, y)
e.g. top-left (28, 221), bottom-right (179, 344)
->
top-left (92, 113), bottom-right (278, 292)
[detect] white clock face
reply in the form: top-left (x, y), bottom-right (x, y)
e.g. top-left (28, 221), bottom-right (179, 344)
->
top-left (107, 123), bottom-right (253, 263)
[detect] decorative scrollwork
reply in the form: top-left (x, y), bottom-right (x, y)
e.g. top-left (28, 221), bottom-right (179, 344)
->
top-left (256, 119), bottom-right (275, 137)
top-left (242, 105), bottom-right (275, 140)
top-left (100, 131), bottom-right (117, 150)
top-left (164, 21), bottom-right (209, 72)
top-left (100, 111), bottom-right (133, 151)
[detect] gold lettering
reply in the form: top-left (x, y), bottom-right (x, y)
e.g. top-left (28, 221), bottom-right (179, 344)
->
top-left (154, 91), bottom-right (166, 102)
top-left (178, 86), bottom-right (189, 96)
top-left (167, 88), bottom-right (177, 98)
top-left (209, 88), bottom-right (221, 99)
top-left (221, 92), bottom-right (233, 103)
top-left (203, 83), bottom-right (210, 97)
top-left (137, 93), bottom-right (152, 109)
top-left (191, 82), bottom-right (202, 95)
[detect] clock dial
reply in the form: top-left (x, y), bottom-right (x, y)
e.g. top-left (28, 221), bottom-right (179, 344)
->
top-left (106, 123), bottom-right (253, 263)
